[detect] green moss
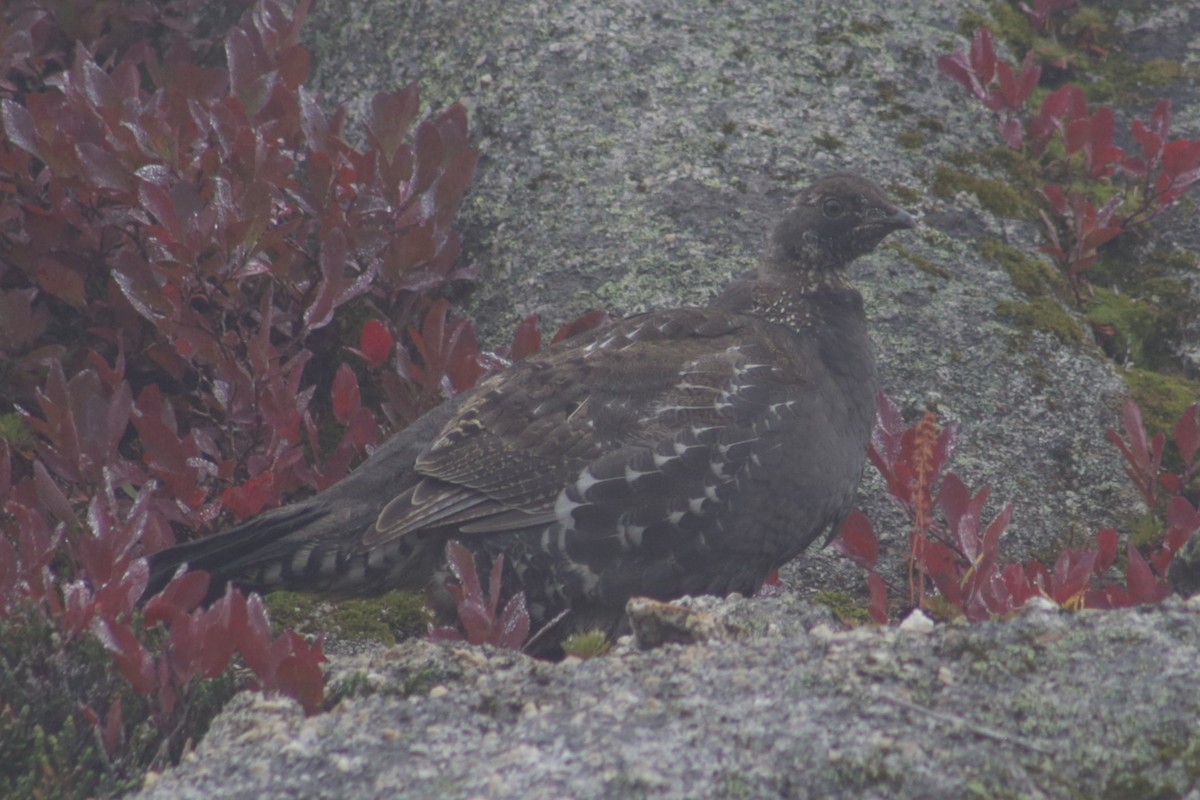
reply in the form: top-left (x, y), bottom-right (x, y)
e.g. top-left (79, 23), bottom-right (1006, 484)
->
top-left (896, 130), bottom-right (925, 150)
top-left (263, 590), bottom-right (430, 646)
top-left (918, 117), bottom-right (946, 134)
top-left (1101, 772), bottom-right (1179, 800)
top-left (1085, 246), bottom-right (1200, 374)
top-left (813, 131), bottom-right (845, 152)
top-left (1121, 368), bottom-right (1200, 451)
top-left (932, 166), bottom-right (1039, 220)
top-left (996, 298), bottom-right (1086, 344)
top-left (848, 19), bottom-right (886, 36)
top-left (1, 602), bottom-right (236, 799)
top-left (812, 591), bottom-right (872, 627)
top-left (885, 242), bottom-right (950, 279)
top-left (1129, 510), bottom-right (1164, 550)
top-left (0, 413), bottom-right (30, 447)
top-left (1098, 57), bottom-right (1192, 98)
top-left (981, 238), bottom-right (1069, 298)
top-left (1086, 288), bottom-right (1159, 367)
top-left (887, 183), bottom-right (923, 207)
top-left (328, 663), bottom-right (455, 705)
top-left (985, 1), bottom-right (1036, 54)
top-left (965, 779), bottom-right (1027, 800)
top-left (561, 630), bottom-right (612, 659)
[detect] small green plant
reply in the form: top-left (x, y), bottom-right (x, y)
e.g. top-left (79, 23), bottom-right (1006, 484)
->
top-left (561, 630), bottom-right (613, 659)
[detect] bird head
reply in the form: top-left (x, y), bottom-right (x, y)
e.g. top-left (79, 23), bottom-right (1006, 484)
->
top-left (766, 173), bottom-right (917, 277)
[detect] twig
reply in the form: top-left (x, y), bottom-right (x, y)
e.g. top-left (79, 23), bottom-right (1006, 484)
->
top-left (879, 694), bottom-right (1055, 756)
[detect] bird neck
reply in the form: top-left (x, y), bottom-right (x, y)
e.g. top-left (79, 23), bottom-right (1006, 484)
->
top-left (713, 272), bottom-right (864, 333)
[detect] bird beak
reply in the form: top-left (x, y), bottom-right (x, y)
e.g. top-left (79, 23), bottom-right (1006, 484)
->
top-left (887, 207), bottom-right (919, 230)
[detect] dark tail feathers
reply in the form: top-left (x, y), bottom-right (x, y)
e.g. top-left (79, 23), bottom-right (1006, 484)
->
top-left (141, 502), bottom-right (330, 604)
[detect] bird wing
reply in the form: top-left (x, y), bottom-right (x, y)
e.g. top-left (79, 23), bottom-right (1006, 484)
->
top-left (362, 308), bottom-right (801, 549)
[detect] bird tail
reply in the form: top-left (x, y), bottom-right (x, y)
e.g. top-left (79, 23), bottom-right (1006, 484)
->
top-left (142, 502), bottom-right (331, 604)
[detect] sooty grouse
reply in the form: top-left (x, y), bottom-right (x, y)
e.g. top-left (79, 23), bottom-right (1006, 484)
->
top-left (144, 173), bottom-right (916, 655)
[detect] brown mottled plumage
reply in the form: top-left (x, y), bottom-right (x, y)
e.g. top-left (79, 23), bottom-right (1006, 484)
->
top-left (143, 173), bottom-right (916, 655)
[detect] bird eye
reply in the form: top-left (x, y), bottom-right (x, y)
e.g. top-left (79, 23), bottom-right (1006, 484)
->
top-left (822, 198), bottom-right (843, 217)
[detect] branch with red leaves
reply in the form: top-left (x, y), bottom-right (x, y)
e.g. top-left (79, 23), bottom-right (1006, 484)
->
top-left (937, 29), bottom-right (1200, 300)
top-left (835, 394), bottom-right (1200, 623)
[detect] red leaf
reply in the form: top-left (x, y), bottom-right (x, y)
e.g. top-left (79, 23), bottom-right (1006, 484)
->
top-left (143, 569), bottom-right (211, 626)
top-left (1162, 139), bottom-right (1200, 180)
top-left (93, 616), bottom-right (157, 695)
top-left (936, 53), bottom-right (977, 97)
top-left (445, 322), bottom-right (483, 393)
top-left (1176, 402), bottom-right (1200, 467)
top-left (510, 315), bottom-right (542, 361)
top-left (1014, 52), bottom-right (1041, 107)
top-left (76, 141), bottom-right (134, 192)
top-left (1165, 497), bottom-right (1200, 553)
top-left (1094, 528), bottom-right (1119, 574)
top-left (1130, 119), bottom-right (1162, 169)
top-left (1041, 184), bottom-right (1067, 216)
top-left (1050, 548), bottom-right (1095, 605)
top-left (303, 226), bottom-right (349, 332)
top-left (368, 84), bottom-right (421, 160)
top-left (1125, 543), bottom-right (1169, 605)
top-left (221, 472), bottom-right (277, 520)
top-left (273, 632), bottom-right (326, 714)
top-left (1, 98), bottom-right (42, 158)
top-left (237, 591), bottom-right (283, 681)
top-left (331, 364), bottom-right (361, 424)
top-left (496, 592), bottom-right (531, 650)
top-left (970, 28), bottom-right (997, 89)
top-left (359, 320), bottom-right (394, 368)
top-left (1084, 107), bottom-right (1123, 178)
top-left (551, 310), bottom-right (610, 344)
top-left (999, 117), bottom-right (1025, 149)
top-left (832, 510), bottom-right (877, 570)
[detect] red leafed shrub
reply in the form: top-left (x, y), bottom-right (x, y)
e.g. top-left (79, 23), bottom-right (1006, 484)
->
top-left (0, 0), bottom-right (520, 794)
top-left (429, 540), bottom-right (531, 650)
top-left (937, 28), bottom-right (1200, 301)
top-left (1, 0), bottom-right (609, 790)
top-left (835, 394), bottom-right (1200, 623)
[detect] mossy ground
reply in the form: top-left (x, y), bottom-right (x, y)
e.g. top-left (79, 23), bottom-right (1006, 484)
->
top-left (0, 603), bottom-right (236, 799)
top-left (812, 591), bottom-right (873, 627)
top-left (263, 590), bottom-right (431, 646)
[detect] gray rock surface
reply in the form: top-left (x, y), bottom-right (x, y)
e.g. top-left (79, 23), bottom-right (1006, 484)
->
top-left (138, 595), bottom-right (1200, 800)
top-left (133, 0), bottom-right (1200, 797)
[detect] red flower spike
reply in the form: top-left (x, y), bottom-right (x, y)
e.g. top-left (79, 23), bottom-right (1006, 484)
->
top-left (866, 572), bottom-right (889, 625)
